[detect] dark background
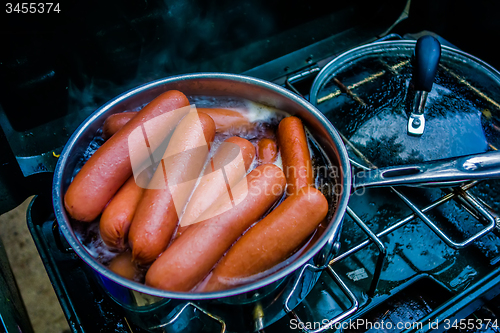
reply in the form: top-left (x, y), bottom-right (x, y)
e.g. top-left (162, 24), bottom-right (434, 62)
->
top-left (0, 0), bottom-right (499, 213)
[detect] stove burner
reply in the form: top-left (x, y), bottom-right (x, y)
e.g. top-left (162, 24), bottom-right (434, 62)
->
top-left (24, 32), bottom-right (500, 333)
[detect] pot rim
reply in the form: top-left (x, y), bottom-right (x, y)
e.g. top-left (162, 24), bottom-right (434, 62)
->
top-left (310, 40), bottom-right (500, 106)
top-left (52, 72), bottom-right (352, 300)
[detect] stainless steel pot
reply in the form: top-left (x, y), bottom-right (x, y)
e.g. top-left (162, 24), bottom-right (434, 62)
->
top-left (53, 73), bottom-right (352, 333)
top-left (53, 73), bottom-right (500, 332)
top-left (308, 38), bottom-right (500, 187)
top-left (310, 39), bottom-right (500, 167)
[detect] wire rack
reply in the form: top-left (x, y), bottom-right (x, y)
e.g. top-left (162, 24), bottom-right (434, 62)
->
top-left (281, 36), bottom-right (500, 332)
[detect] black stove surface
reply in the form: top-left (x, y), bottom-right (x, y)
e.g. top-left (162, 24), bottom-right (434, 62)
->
top-left (26, 33), bottom-right (500, 332)
top-left (5, 0), bottom-right (500, 214)
top-left (6, 1), bottom-right (500, 331)
top-left (0, 0), bottom-right (408, 215)
top-left (27, 186), bottom-right (500, 333)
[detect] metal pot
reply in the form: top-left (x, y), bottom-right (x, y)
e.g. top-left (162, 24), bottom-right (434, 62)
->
top-left (53, 73), bottom-right (352, 333)
top-left (53, 73), bottom-right (500, 332)
top-left (309, 39), bottom-right (500, 167)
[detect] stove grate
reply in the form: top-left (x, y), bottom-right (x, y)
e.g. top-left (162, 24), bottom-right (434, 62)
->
top-left (280, 41), bottom-right (500, 330)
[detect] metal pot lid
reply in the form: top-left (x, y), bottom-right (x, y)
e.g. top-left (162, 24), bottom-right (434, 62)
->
top-left (310, 39), bottom-right (500, 168)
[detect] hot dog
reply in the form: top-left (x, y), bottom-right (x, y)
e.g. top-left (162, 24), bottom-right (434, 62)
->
top-left (174, 164), bottom-right (264, 241)
top-left (202, 186), bottom-right (328, 292)
top-left (129, 111), bottom-right (216, 265)
top-left (179, 136), bottom-right (256, 228)
top-left (277, 116), bottom-right (314, 195)
top-left (102, 112), bottom-right (136, 139)
top-left (257, 138), bottom-right (278, 164)
top-left (199, 108), bottom-right (250, 132)
top-left (172, 227), bottom-right (186, 240)
top-left (145, 164), bottom-right (286, 292)
top-left (64, 90), bottom-right (190, 222)
top-left (99, 176), bottom-right (145, 250)
top-left (102, 108), bottom-right (251, 137)
top-left (108, 251), bottom-right (138, 280)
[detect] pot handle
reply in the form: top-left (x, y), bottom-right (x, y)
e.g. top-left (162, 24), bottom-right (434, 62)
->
top-left (284, 264), bottom-right (358, 333)
top-left (353, 151), bottom-right (500, 190)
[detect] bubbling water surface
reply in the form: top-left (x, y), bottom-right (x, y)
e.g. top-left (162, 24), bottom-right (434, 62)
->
top-left (71, 95), bottom-right (339, 289)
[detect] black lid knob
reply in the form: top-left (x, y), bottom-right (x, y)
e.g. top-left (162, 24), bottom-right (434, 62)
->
top-left (413, 35), bottom-right (441, 92)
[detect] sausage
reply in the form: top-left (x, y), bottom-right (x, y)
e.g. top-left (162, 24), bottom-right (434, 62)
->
top-left (64, 90), bottom-right (190, 222)
top-left (173, 226), bottom-right (186, 240)
top-left (277, 116), bottom-right (314, 195)
top-left (179, 136), bottom-right (256, 228)
top-left (102, 112), bottom-right (136, 139)
top-left (129, 112), bottom-right (216, 265)
top-left (199, 108), bottom-right (250, 132)
top-left (257, 138), bottom-right (278, 164)
top-left (99, 176), bottom-right (145, 250)
top-left (202, 186), bottom-right (328, 292)
top-left (174, 154), bottom-right (260, 239)
top-left (145, 164), bottom-right (286, 292)
top-left (102, 108), bottom-right (250, 137)
top-left (108, 251), bottom-right (138, 280)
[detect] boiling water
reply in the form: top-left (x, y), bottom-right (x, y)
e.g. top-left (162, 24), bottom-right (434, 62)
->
top-left (71, 96), bottom-right (338, 288)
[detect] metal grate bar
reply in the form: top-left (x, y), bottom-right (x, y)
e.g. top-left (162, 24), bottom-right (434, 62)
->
top-left (392, 186), bottom-right (496, 249)
top-left (345, 206), bottom-right (386, 295)
top-left (150, 302), bottom-right (226, 333)
top-left (316, 59), bottom-right (410, 104)
top-left (330, 186), bottom-right (458, 264)
top-left (440, 64), bottom-right (500, 110)
top-left (285, 66), bottom-right (320, 97)
top-left (285, 264), bottom-right (358, 333)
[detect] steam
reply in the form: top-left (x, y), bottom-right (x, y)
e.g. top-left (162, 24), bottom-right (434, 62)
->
top-left (67, 0), bottom-right (274, 116)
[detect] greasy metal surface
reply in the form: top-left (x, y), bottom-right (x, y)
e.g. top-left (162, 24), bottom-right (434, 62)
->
top-left (315, 59), bottom-right (410, 104)
top-left (292, 37), bottom-right (500, 332)
top-left (31, 187), bottom-right (500, 333)
top-left (280, 184), bottom-right (500, 332)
